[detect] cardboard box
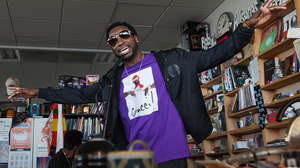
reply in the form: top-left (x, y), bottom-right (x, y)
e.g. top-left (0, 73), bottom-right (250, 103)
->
top-left (234, 141), bottom-right (249, 150)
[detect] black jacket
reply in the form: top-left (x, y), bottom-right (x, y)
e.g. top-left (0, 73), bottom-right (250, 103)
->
top-left (39, 23), bottom-right (254, 150)
top-left (48, 149), bottom-right (72, 168)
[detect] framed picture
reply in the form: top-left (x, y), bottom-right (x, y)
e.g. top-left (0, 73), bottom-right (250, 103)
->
top-left (190, 34), bottom-right (201, 49)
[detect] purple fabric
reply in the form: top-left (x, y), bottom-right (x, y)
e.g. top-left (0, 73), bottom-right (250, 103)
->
top-left (118, 53), bottom-right (191, 164)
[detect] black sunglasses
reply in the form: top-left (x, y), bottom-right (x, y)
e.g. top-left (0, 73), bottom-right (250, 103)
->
top-left (107, 30), bottom-right (133, 47)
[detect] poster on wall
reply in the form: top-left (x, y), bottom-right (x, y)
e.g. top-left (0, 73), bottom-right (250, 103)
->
top-left (8, 151), bottom-right (31, 168)
top-left (0, 118), bottom-right (12, 137)
top-left (0, 118), bottom-right (12, 168)
top-left (36, 156), bottom-right (51, 168)
top-left (33, 118), bottom-right (50, 168)
top-left (10, 120), bottom-right (32, 151)
top-left (33, 118), bottom-right (49, 156)
top-left (0, 140), bottom-right (9, 168)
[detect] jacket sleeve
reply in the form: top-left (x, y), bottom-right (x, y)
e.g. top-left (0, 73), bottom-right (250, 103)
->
top-left (38, 80), bottom-right (102, 104)
top-left (178, 23), bottom-right (254, 72)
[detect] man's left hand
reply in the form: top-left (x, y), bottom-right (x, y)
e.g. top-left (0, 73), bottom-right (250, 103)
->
top-left (247, 0), bottom-right (287, 28)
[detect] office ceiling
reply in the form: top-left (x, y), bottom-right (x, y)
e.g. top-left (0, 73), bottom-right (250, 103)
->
top-left (0, 0), bottom-right (224, 103)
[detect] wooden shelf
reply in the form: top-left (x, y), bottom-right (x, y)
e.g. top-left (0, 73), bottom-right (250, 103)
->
top-left (228, 125), bottom-right (261, 135)
top-left (261, 72), bottom-right (300, 90)
top-left (257, 0), bottom-right (296, 29)
top-left (225, 83), bottom-right (253, 97)
top-left (200, 75), bottom-right (222, 88)
top-left (231, 147), bottom-right (266, 154)
top-left (228, 106), bottom-right (258, 118)
top-left (191, 1), bottom-right (299, 166)
top-left (207, 106), bottom-right (221, 114)
top-left (265, 118), bottom-right (292, 129)
top-left (203, 90), bottom-right (223, 99)
top-left (189, 154), bottom-right (204, 158)
top-left (206, 131), bottom-right (227, 140)
top-left (231, 149), bottom-right (250, 154)
top-left (257, 38), bottom-right (294, 59)
top-left (205, 150), bottom-right (229, 156)
top-left (264, 94), bottom-right (300, 108)
top-left (234, 54), bottom-right (253, 66)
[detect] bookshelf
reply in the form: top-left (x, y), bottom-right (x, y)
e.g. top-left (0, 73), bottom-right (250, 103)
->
top-left (206, 132), bottom-right (227, 140)
top-left (207, 106), bottom-right (221, 114)
top-left (188, 0), bottom-right (300, 167)
top-left (203, 90), bottom-right (223, 99)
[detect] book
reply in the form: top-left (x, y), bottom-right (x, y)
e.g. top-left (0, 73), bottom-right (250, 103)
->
top-left (222, 69), bottom-right (228, 93)
top-left (279, 60), bottom-right (286, 77)
top-left (249, 84), bottom-right (256, 106)
top-left (259, 18), bottom-right (283, 53)
top-left (226, 68), bottom-right (233, 92)
top-left (229, 66), bottom-right (238, 89)
top-left (285, 55), bottom-right (294, 76)
top-left (272, 55), bottom-right (283, 81)
top-left (220, 137), bottom-right (228, 150)
top-left (231, 93), bottom-right (239, 113)
top-left (293, 51), bottom-right (300, 73)
top-left (83, 119), bottom-right (88, 140)
top-left (200, 70), bottom-right (212, 84)
top-left (264, 57), bottom-right (276, 84)
top-left (219, 109), bottom-right (227, 132)
top-left (216, 94), bottom-right (224, 106)
top-left (205, 98), bottom-right (214, 110)
top-left (231, 65), bottom-right (250, 87)
top-left (245, 115), bottom-right (254, 126)
top-left (282, 10), bottom-right (298, 41)
top-left (211, 65), bottom-right (221, 78)
top-left (244, 43), bottom-right (253, 57)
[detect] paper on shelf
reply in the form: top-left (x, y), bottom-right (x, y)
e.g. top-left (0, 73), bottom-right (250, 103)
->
top-left (250, 57), bottom-right (259, 85)
top-left (287, 28), bottom-right (300, 38)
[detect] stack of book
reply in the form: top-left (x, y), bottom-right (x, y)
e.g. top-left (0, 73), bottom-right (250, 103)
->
top-left (66, 117), bottom-right (102, 140)
top-left (230, 84), bottom-right (256, 113)
top-left (267, 138), bottom-right (285, 147)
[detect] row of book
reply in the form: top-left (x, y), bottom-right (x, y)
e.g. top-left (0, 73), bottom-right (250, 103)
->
top-left (66, 117), bottom-right (103, 140)
top-left (64, 102), bottom-right (103, 115)
top-left (199, 65), bottom-right (221, 84)
top-left (230, 84), bottom-right (256, 113)
top-left (259, 10), bottom-right (298, 53)
top-left (222, 65), bottom-right (251, 93)
top-left (264, 51), bottom-right (299, 85)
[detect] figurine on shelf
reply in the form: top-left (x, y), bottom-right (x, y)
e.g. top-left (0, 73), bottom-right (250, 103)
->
top-left (208, 88), bottom-right (214, 95)
top-left (211, 113), bottom-right (221, 133)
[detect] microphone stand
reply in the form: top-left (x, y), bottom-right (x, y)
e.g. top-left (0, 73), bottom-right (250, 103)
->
top-left (91, 56), bottom-right (124, 139)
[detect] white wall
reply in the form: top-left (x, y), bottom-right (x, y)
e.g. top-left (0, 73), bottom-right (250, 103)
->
top-left (204, 0), bottom-right (258, 38)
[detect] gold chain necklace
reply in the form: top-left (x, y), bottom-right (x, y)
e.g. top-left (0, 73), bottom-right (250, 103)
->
top-left (62, 149), bottom-right (72, 168)
top-left (124, 54), bottom-right (145, 76)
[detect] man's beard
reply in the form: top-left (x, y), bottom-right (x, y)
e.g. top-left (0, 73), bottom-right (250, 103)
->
top-left (122, 42), bottom-right (138, 62)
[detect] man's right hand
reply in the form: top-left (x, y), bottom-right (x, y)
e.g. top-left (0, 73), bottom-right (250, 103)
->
top-left (8, 87), bottom-right (39, 99)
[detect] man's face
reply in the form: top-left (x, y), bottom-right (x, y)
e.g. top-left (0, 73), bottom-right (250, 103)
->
top-left (241, 71), bottom-right (248, 79)
top-left (133, 79), bottom-right (139, 85)
top-left (108, 26), bottom-right (139, 61)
